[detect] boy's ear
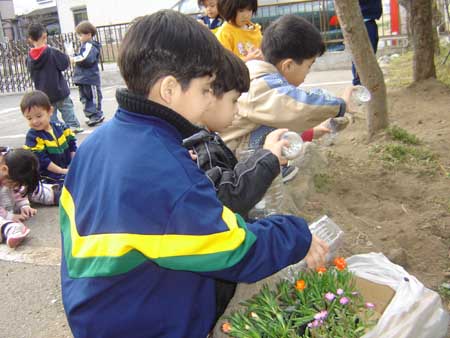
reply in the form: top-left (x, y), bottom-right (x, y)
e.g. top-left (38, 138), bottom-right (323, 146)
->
top-left (159, 76), bottom-right (181, 104)
top-left (0, 164), bottom-right (9, 177)
top-left (279, 58), bottom-right (295, 74)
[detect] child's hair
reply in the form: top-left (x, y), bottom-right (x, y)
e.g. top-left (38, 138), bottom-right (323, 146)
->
top-left (75, 20), bottom-right (97, 37)
top-left (118, 10), bottom-right (224, 96)
top-left (27, 23), bottom-right (46, 41)
top-left (218, 0), bottom-right (258, 23)
top-left (20, 90), bottom-right (52, 114)
top-left (0, 147), bottom-right (39, 196)
top-left (261, 15), bottom-right (326, 65)
top-left (212, 49), bottom-right (250, 98)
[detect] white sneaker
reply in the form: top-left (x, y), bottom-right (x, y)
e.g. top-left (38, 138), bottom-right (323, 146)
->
top-left (4, 222), bottom-right (30, 248)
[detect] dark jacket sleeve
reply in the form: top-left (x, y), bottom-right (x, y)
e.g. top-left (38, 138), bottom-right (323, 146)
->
top-left (52, 47), bottom-right (70, 72)
top-left (207, 149), bottom-right (280, 217)
top-left (74, 42), bottom-right (99, 68)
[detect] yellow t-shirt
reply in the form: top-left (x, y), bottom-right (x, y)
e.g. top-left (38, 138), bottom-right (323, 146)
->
top-left (215, 22), bottom-right (262, 60)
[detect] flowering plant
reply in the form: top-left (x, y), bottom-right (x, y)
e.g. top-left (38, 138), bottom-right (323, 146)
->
top-left (221, 257), bottom-right (378, 338)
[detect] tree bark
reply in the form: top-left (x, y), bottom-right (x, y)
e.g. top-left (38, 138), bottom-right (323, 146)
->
top-left (333, 0), bottom-right (388, 137)
top-left (410, 0), bottom-right (437, 80)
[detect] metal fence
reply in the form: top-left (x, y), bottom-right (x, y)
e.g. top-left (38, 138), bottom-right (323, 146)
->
top-left (0, 23), bottom-right (129, 94)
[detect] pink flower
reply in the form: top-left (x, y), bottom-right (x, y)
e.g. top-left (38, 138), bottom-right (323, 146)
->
top-left (314, 310), bottom-right (328, 320)
top-left (325, 292), bottom-right (336, 302)
top-left (339, 297), bottom-right (349, 305)
top-left (337, 288), bottom-right (344, 295)
top-left (365, 302), bottom-right (375, 309)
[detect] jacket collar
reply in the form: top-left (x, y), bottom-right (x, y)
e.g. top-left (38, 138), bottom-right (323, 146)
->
top-left (245, 60), bottom-right (279, 80)
top-left (115, 88), bottom-right (199, 139)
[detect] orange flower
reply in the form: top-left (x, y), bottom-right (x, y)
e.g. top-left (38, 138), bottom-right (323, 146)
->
top-left (221, 322), bottom-right (232, 333)
top-left (333, 257), bottom-right (347, 271)
top-left (316, 267), bottom-right (327, 274)
top-left (295, 279), bottom-right (306, 291)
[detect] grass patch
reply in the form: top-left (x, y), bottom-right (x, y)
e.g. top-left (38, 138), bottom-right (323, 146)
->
top-left (313, 173), bottom-right (333, 193)
top-left (438, 283), bottom-right (450, 302)
top-left (380, 144), bottom-right (435, 163)
top-left (385, 43), bottom-right (450, 88)
top-left (386, 126), bottom-right (421, 145)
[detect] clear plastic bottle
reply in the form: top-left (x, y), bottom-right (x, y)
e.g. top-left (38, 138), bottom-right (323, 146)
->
top-left (283, 215), bottom-right (344, 281)
top-left (64, 42), bottom-right (74, 56)
top-left (281, 131), bottom-right (304, 160)
top-left (238, 148), bottom-right (285, 219)
top-left (351, 85), bottom-right (371, 105)
top-left (320, 118), bottom-right (339, 146)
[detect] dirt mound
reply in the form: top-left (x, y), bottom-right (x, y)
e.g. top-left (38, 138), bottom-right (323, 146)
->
top-left (301, 79), bottom-right (450, 290)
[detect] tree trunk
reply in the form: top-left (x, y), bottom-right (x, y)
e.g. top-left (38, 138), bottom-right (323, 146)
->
top-left (333, 0), bottom-right (388, 137)
top-left (410, 0), bottom-right (437, 80)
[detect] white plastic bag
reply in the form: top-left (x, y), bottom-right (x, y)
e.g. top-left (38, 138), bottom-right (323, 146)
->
top-left (347, 252), bottom-right (449, 338)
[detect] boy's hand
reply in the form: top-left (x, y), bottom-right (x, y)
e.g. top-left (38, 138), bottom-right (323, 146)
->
top-left (188, 150), bottom-right (197, 161)
top-left (263, 128), bottom-right (289, 165)
top-left (20, 206), bottom-right (37, 219)
top-left (244, 47), bottom-right (263, 62)
top-left (312, 119), bottom-right (332, 139)
top-left (304, 235), bottom-right (329, 269)
top-left (341, 86), bottom-right (357, 113)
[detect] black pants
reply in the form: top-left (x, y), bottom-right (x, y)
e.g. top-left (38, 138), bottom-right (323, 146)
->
top-left (352, 19), bottom-right (379, 85)
top-left (78, 84), bottom-right (103, 118)
top-left (215, 279), bottom-right (237, 322)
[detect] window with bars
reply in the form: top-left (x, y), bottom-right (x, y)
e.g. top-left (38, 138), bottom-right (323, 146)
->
top-left (72, 7), bottom-right (88, 26)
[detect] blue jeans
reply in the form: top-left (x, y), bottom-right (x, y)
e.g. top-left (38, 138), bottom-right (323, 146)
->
top-left (352, 20), bottom-right (379, 85)
top-left (51, 96), bottom-right (81, 128)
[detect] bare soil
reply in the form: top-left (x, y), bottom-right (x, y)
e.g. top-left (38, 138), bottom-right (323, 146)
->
top-left (302, 78), bottom-right (450, 304)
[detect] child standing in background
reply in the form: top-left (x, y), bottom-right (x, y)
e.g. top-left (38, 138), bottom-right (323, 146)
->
top-left (197, 0), bottom-right (224, 33)
top-left (26, 23), bottom-right (83, 134)
top-left (216, 0), bottom-right (263, 61)
top-left (21, 91), bottom-right (77, 205)
top-left (0, 147), bottom-right (40, 248)
top-left (72, 21), bottom-right (105, 127)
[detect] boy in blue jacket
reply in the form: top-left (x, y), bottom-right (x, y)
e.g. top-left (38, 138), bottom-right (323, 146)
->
top-left (60, 10), bottom-right (328, 338)
top-left (72, 21), bottom-right (105, 127)
top-left (27, 23), bottom-right (83, 134)
top-left (21, 90), bottom-right (77, 205)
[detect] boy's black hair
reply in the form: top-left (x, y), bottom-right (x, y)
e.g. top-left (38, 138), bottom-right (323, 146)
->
top-left (0, 147), bottom-right (39, 196)
top-left (218, 0), bottom-right (257, 23)
top-left (212, 49), bottom-right (249, 98)
top-left (262, 15), bottom-right (326, 65)
top-left (20, 90), bottom-right (52, 114)
top-left (118, 10), bottom-right (224, 96)
top-left (75, 21), bottom-right (97, 37)
top-left (27, 23), bottom-right (46, 42)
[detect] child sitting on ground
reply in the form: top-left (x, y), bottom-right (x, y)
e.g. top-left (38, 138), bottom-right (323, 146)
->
top-left (215, 0), bottom-right (263, 61)
top-left (21, 90), bottom-right (77, 205)
top-left (197, 0), bottom-right (223, 33)
top-left (221, 15), bottom-right (353, 180)
top-left (0, 147), bottom-right (39, 248)
top-left (60, 11), bottom-right (327, 338)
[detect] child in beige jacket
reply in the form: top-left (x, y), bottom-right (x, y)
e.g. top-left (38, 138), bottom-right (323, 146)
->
top-left (221, 15), bottom-right (353, 178)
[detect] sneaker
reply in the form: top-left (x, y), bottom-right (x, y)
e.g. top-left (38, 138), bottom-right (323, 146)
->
top-left (86, 115), bottom-right (105, 127)
top-left (4, 222), bottom-right (30, 248)
top-left (71, 127), bottom-right (84, 134)
top-left (30, 183), bottom-right (59, 206)
top-left (281, 165), bottom-right (299, 183)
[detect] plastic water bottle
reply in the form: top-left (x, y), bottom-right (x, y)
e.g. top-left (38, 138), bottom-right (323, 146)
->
top-left (283, 215), bottom-right (344, 281)
top-left (238, 148), bottom-right (285, 219)
top-left (281, 131), bottom-right (304, 160)
top-left (352, 85), bottom-right (371, 105)
top-left (321, 118), bottom-right (339, 146)
top-left (64, 42), bottom-right (74, 56)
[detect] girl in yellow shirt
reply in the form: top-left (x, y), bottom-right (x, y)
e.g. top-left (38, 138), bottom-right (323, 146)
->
top-left (216, 0), bottom-right (263, 62)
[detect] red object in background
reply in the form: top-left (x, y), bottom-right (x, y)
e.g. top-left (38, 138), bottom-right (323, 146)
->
top-left (390, 0), bottom-right (400, 35)
top-left (329, 15), bottom-right (339, 27)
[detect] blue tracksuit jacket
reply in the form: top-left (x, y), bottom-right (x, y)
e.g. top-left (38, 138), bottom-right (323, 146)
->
top-left (60, 88), bottom-right (312, 338)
